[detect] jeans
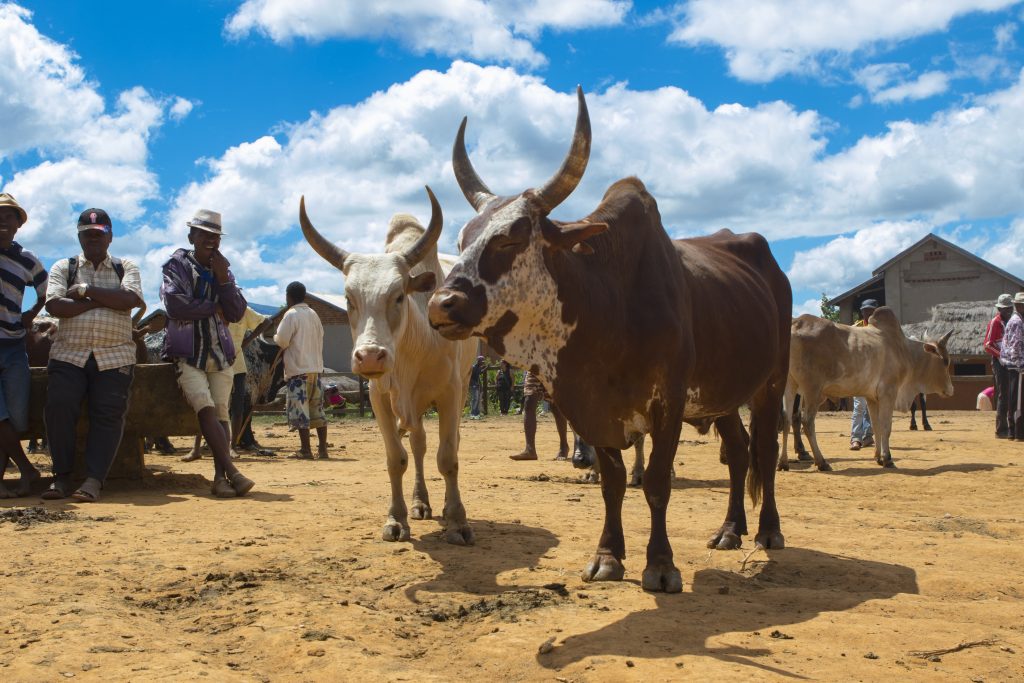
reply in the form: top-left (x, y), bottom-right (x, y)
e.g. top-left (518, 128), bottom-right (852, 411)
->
top-left (469, 385), bottom-right (482, 416)
top-left (1005, 365), bottom-right (1023, 439)
top-left (850, 396), bottom-right (873, 442)
top-left (0, 338), bottom-right (30, 432)
top-left (993, 360), bottom-right (1011, 436)
top-left (45, 356), bottom-right (134, 482)
top-left (497, 388), bottom-right (512, 415)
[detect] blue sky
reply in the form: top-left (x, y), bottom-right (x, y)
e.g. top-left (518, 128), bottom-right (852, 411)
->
top-left (3, 0), bottom-right (1024, 317)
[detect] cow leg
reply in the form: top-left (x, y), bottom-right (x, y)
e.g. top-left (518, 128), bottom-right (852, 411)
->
top-left (582, 446), bottom-right (627, 583)
top-left (800, 390), bottom-right (832, 471)
top-left (641, 416), bottom-right (684, 593)
top-left (436, 402), bottom-right (473, 545)
top-left (408, 420), bottom-right (432, 520)
top-left (707, 411), bottom-right (749, 549)
top-left (371, 390), bottom-right (411, 542)
top-left (793, 394), bottom-right (812, 461)
top-left (920, 394), bottom-right (932, 430)
top-left (868, 397), bottom-right (896, 468)
top-left (779, 386), bottom-right (794, 470)
top-left (909, 396), bottom-right (918, 430)
top-left (629, 436), bottom-right (645, 486)
top-left (749, 383), bottom-right (785, 549)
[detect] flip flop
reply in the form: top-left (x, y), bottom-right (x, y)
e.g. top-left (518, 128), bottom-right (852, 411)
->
top-left (71, 478), bottom-right (102, 503)
top-left (509, 451), bottom-right (538, 461)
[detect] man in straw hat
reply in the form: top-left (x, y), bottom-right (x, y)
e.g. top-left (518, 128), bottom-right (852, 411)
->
top-left (0, 193), bottom-right (47, 498)
top-left (984, 293), bottom-right (1014, 438)
top-left (998, 292), bottom-right (1024, 440)
top-left (161, 209), bottom-right (255, 498)
top-left (849, 299), bottom-right (878, 451)
top-left (42, 207), bottom-right (143, 502)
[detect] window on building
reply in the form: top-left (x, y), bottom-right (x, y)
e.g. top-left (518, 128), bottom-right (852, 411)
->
top-left (923, 249), bottom-right (946, 261)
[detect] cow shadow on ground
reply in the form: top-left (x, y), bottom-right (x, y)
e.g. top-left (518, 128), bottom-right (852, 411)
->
top-left (404, 519), bottom-right (559, 601)
top-left (539, 547), bottom-right (918, 676)
top-left (831, 462), bottom-right (1001, 477)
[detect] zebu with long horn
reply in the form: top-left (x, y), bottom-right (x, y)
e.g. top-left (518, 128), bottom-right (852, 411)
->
top-left (428, 87), bottom-right (792, 592)
top-left (300, 187), bottom-right (477, 545)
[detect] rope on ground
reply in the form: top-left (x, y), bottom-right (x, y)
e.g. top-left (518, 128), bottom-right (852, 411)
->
top-left (909, 638), bottom-right (998, 659)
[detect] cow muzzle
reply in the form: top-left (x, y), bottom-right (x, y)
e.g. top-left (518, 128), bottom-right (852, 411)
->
top-left (428, 288), bottom-right (476, 340)
top-left (352, 344), bottom-right (391, 379)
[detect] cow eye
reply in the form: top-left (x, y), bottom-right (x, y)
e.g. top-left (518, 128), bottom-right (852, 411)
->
top-left (396, 293), bottom-right (404, 305)
top-left (345, 296), bottom-right (355, 310)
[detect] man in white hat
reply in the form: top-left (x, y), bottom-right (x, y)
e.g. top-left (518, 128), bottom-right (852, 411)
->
top-left (160, 209), bottom-right (255, 497)
top-left (0, 193), bottom-right (47, 498)
top-left (984, 293), bottom-right (1014, 438)
top-left (999, 292), bottom-right (1024, 440)
top-left (849, 299), bottom-right (878, 451)
top-left (42, 207), bottom-right (143, 502)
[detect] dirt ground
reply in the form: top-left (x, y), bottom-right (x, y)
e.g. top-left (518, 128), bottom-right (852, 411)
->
top-left (1, 409), bottom-right (1023, 682)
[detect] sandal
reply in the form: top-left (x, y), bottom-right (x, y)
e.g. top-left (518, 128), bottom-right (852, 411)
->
top-left (229, 472), bottom-right (255, 497)
top-left (211, 478), bottom-right (236, 498)
top-left (41, 479), bottom-right (73, 500)
top-left (849, 440), bottom-right (862, 451)
top-left (71, 478), bottom-right (102, 503)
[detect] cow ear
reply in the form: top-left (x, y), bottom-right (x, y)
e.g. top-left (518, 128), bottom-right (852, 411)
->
top-left (407, 271), bottom-right (437, 294)
top-left (541, 220), bottom-right (608, 252)
top-left (923, 342), bottom-right (942, 358)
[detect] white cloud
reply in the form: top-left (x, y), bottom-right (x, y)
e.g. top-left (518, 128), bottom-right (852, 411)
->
top-left (667, 0), bottom-right (1019, 81)
top-left (0, 4), bottom-right (185, 250)
top-left (169, 97), bottom-right (196, 122)
top-left (984, 216), bottom-right (1024, 275)
top-left (995, 21), bottom-right (1017, 49)
top-left (225, 0), bottom-right (631, 67)
top-left (855, 66), bottom-right (951, 104)
top-left (786, 221), bottom-right (930, 297)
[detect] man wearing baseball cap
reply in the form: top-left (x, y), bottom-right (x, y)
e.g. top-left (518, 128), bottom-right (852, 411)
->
top-left (985, 294), bottom-right (1014, 438)
top-left (42, 207), bottom-right (143, 502)
top-left (0, 193), bottom-right (47, 498)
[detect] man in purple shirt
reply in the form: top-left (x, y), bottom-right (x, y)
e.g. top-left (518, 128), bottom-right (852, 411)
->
top-left (999, 292), bottom-right (1024, 439)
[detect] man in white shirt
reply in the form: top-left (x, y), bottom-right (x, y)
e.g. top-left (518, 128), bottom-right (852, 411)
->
top-left (274, 282), bottom-right (328, 459)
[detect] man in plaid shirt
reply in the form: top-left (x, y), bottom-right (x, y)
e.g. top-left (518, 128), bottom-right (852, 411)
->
top-left (999, 292), bottom-right (1024, 440)
top-left (41, 208), bottom-right (143, 502)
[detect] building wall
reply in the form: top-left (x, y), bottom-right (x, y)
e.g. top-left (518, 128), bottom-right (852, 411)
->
top-left (891, 241), bottom-right (1019, 324)
top-left (305, 298), bottom-right (352, 372)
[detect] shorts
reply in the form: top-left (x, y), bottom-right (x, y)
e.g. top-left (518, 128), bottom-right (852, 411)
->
top-left (0, 338), bottom-right (30, 432)
top-left (286, 373), bottom-right (326, 430)
top-left (523, 371), bottom-right (548, 400)
top-left (175, 359), bottom-right (233, 423)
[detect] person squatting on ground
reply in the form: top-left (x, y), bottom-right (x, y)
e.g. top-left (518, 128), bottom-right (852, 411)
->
top-left (985, 293), bottom-right (1014, 438)
top-left (495, 359), bottom-right (513, 415)
top-left (161, 209), bottom-right (254, 498)
top-left (41, 208), bottom-right (143, 502)
top-left (849, 299), bottom-right (877, 451)
top-left (468, 355), bottom-right (485, 419)
top-left (999, 292), bottom-right (1024, 440)
top-left (181, 304), bottom-right (268, 462)
top-left (510, 370), bottom-right (568, 461)
top-left (274, 281), bottom-right (328, 459)
top-left (0, 194), bottom-right (46, 498)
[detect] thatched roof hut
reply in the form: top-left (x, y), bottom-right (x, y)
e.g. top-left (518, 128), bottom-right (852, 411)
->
top-left (902, 300), bottom-right (992, 358)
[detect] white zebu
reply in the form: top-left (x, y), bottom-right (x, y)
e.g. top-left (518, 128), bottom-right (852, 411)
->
top-left (300, 188), bottom-right (476, 544)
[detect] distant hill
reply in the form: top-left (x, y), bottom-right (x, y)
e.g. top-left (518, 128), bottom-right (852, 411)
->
top-left (249, 303), bottom-right (280, 316)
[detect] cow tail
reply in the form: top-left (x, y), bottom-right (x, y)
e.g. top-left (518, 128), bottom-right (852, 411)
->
top-left (745, 416), bottom-right (763, 508)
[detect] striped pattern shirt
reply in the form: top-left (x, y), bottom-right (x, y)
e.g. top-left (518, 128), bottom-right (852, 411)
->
top-left (0, 242), bottom-right (47, 340)
top-left (46, 254), bottom-right (142, 370)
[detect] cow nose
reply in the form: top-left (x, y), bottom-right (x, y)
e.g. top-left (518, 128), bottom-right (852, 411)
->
top-left (353, 345), bottom-right (388, 376)
top-left (428, 289), bottom-right (466, 325)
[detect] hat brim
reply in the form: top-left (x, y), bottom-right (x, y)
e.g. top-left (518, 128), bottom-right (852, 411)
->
top-left (0, 205), bottom-right (27, 224)
top-left (187, 222), bottom-right (225, 236)
top-left (77, 225), bottom-right (110, 233)
top-left (997, 303), bottom-right (1013, 309)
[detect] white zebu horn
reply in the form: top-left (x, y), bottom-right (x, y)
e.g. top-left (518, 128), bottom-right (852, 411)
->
top-left (299, 195), bottom-right (349, 271)
top-left (452, 117), bottom-right (496, 212)
top-left (401, 186), bottom-right (443, 267)
top-left (534, 85), bottom-right (592, 215)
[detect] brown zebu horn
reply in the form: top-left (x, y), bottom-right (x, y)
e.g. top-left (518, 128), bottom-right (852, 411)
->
top-left (938, 329), bottom-right (953, 348)
top-left (401, 186), bottom-right (443, 267)
top-left (299, 195), bottom-right (349, 271)
top-left (453, 117), bottom-right (496, 212)
top-left (534, 85), bottom-right (592, 215)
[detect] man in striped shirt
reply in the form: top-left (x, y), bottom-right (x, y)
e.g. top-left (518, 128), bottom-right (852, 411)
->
top-left (41, 208), bottom-right (143, 502)
top-left (0, 193), bottom-right (46, 498)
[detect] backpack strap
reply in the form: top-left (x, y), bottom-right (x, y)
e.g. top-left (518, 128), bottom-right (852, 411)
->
top-left (67, 256), bottom-right (78, 288)
top-left (110, 256), bottom-right (124, 282)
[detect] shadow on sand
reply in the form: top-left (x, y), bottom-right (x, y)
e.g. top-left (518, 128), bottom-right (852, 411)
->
top-left (830, 462), bottom-right (1001, 477)
top-left (539, 547), bottom-right (918, 677)
top-left (404, 519), bottom-right (559, 601)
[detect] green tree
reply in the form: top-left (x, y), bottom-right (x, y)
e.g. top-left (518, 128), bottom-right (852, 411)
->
top-left (820, 292), bottom-right (840, 322)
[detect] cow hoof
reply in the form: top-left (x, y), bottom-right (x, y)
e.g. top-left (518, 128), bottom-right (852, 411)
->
top-left (776, 460), bottom-right (789, 472)
top-left (411, 502), bottom-right (432, 520)
top-left (381, 522), bottom-right (410, 542)
top-left (754, 530), bottom-right (785, 549)
top-left (796, 450), bottom-right (812, 462)
top-left (816, 461), bottom-right (832, 472)
top-left (909, 423), bottom-right (918, 431)
top-left (629, 473), bottom-right (643, 487)
top-left (923, 425), bottom-right (932, 431)
top-left (882, 459), bottom-right (896, 469)
top-left (642, 563), bottom-right (683, 593)
top-left (582, 554), bottom-right (625, 582)
top-left (707, 525), bottom-right (743, 550)
top-left (581, 471), bottom-right (600, 485)
top-left (443, 524), bottom-right (475, 546)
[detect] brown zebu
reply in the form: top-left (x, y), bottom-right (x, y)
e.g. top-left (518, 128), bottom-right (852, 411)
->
top-left (427, 88), bottom-right (792, 592)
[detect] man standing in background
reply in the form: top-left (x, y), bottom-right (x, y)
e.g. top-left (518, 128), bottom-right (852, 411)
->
top-left (275, 281), bottom-right (328, 459)
top-left (985, 294), bottom-right (1013, 439)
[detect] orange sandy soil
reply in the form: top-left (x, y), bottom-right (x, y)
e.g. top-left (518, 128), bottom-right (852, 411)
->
top-left (1, 409), bottom-right (1023, 682)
